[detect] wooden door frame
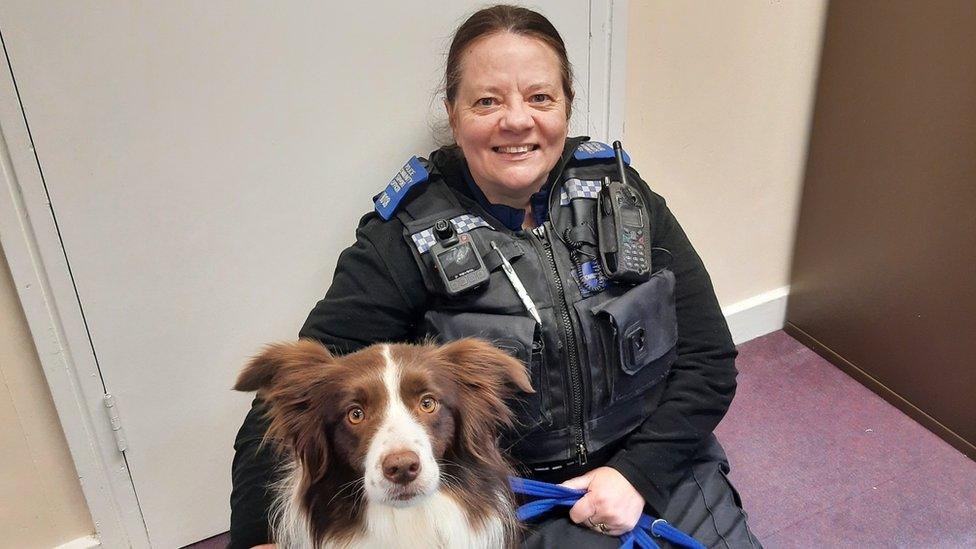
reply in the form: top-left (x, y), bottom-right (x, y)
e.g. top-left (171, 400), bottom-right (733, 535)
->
top-left (0, 2), bottom-right (628, 546)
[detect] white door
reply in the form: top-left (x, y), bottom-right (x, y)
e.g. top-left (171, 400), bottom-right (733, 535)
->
top-left (0, 2), bottom-right (621, 546)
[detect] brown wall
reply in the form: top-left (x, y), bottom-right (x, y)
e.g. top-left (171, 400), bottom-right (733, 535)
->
top-left (787, 0), bottom-right (976, 457)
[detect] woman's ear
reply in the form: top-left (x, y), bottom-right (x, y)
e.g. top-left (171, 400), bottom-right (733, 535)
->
top-left (444, 98), bottom-right (457, 138)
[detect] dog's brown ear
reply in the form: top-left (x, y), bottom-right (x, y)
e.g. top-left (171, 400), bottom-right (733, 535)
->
top-left (437, 338), bottom-right (535, 461)
top-left (234, 339), bottom-right (334, 393)
top-left (235, 339), bottom-right (335, 484)
top-left (438, 337), bottom-right (534, 395)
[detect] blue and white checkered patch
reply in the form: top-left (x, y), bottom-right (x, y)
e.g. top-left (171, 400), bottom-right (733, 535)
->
top-left (559, 178), bottom-right (603, 206)
top-left (410, 214), bottom-right (493, 254)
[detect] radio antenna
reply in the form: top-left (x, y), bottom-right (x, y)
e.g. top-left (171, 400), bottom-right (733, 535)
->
top-left (612, 141), bottom-right (629, 186)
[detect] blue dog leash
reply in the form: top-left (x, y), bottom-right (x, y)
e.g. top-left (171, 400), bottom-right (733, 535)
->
top-left (509, 477), bottom-right (706, 549)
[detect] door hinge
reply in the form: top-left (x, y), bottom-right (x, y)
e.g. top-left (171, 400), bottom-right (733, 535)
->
top-left (103, 394), bottom-right (127, 453)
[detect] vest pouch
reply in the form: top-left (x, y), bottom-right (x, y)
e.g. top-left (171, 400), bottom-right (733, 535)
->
top-left (589, 269), bottom-right (677, 403)
top-left (423, 311), bottom-right (551, 433)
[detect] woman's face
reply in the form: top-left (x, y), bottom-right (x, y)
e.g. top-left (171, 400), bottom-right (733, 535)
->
top-left (447, 32), bottom-right (569, 207)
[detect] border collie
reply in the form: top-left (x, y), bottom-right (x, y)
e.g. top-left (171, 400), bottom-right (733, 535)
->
top-left (234, 337), bottom-right (532, 548)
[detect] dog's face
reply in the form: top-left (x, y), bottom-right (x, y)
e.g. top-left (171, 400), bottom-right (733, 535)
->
top-left (235, 338), bottom-right (532, 508)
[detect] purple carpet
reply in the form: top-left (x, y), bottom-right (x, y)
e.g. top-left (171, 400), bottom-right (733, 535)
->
top-left (185, 330), bottom-right (976, 548)
top-left (714, 330), bottom-right (975, 547)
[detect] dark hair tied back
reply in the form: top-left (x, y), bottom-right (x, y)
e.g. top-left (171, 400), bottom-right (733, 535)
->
top-left (445, 5), bottom-right (575, 117)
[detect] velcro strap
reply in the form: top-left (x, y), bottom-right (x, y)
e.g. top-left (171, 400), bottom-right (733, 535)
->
top-left (599, 216), bottom-right (618, 253)
top-left (482, 240), bottom-right (525, 271)
top-left (565, 224), bottom-right (598, 247)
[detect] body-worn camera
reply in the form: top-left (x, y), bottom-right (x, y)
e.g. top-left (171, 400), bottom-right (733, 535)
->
top-left (429, 219), bottom-right (490, 295)
top-left (597, 142), bottom-right (652, 284)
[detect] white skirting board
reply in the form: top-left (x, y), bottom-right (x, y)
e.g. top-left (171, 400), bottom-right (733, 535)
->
top-left (55, 536), bottom-right (101, 549)
top-left (722, 286), bottom-right (790, 346)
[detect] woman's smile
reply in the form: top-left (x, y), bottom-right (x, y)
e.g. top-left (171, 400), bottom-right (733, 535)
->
top-left (493, 143), bottom-right (540, 160)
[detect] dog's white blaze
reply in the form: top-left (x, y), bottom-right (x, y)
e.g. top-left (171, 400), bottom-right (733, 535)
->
top-left (363, 345), bottom-right (440, 506)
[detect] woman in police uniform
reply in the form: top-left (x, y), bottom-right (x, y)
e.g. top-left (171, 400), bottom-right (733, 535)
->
top-left (230, 5), bottom-right (762, 548)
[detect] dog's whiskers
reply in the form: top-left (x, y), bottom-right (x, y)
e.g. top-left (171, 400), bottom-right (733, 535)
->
top-left (435, 459), bottom-right (467, 492)
top-left (325, 477), bottom-right (366, 508)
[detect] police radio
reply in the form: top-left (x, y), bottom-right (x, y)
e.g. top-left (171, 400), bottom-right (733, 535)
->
top-left (429, 219), bottom-right (490, 295)
top-left (597, 141), bottom-right (652, 284)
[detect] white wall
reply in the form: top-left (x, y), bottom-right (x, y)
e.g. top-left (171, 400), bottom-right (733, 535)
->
top-left (624, 0), bottom-right (827, 312)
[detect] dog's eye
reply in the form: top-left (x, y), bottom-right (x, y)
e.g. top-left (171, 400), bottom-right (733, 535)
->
top-left (347, 407), bottom-right (365, 424)
top-left (419, 395), bottom-right (438, 413)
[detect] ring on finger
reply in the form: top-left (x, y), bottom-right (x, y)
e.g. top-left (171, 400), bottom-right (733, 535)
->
top-left (595, 522), bottom-right (610, 534)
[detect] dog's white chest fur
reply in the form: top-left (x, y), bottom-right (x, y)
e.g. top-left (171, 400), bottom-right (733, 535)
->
top-left (274, 471), bottom-right (506, 549)
top-left (347, 491), bottom-right (504, 549)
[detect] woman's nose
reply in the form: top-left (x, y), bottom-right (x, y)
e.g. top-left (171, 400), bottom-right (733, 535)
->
top-left (500, 99), bottom-right (534, 132)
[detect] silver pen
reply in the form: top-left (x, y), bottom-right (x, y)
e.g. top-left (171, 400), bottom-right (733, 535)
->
top-left (491, 242), bottom-right (542, 325)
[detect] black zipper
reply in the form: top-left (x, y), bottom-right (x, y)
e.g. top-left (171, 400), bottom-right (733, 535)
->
top-left (532, 224), bottom-right (588, 465)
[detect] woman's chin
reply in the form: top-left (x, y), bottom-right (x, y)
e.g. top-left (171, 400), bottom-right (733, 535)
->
top-left (498, 180), bottom-right (546, 198)
top-left (495, 169), bottom-right (547, 192)
top-left (471, 164), bottom-right (553, 203)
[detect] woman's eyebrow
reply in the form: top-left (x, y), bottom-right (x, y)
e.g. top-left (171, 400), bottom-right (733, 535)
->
top-left (473, 83), bottom-right (555, 95)
top-left (478, 85), bottom-right (506, 95)
top-left (524, 82), bottom-right (556, 92)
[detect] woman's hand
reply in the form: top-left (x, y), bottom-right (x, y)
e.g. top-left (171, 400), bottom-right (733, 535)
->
top-left (561, 466), bottom-right (645, 536)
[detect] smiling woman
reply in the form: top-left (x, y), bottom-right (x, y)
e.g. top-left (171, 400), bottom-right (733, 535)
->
top-left (230, 4), bottom-right (762, 549)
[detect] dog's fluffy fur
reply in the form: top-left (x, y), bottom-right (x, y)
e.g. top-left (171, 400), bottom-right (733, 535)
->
top-left (235, 338), bottom-right (532, 548)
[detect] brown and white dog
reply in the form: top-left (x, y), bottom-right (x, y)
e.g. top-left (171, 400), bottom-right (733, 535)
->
top-left (235, 338), bottom-right (533, 548)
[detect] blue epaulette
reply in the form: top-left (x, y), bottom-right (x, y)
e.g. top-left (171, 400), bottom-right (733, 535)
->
top-left (573, 140), bottom-right (631, 165)
top-left (373, 156), bottom-right (430, 220)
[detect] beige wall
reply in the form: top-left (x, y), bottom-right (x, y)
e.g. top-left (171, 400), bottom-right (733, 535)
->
top-left (0, 242), bottom-right (93, 547)
top-left (624, 0), bottom-right (828, 306)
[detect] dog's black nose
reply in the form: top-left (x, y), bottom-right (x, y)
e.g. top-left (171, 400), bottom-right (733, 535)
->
top-left (382, 450), bottom-right (421, 485)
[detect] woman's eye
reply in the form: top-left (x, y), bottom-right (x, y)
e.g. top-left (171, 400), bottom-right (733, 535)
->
top-left (530, 93), bottom-right (551, 103)
top-left (477, 97), bottom-right (496, 107)
top-left (419, 395), bottom-right (438, 413)
top-left (347, 407), bottom-right (365, 424)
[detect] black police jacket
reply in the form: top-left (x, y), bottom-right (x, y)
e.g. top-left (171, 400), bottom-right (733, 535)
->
top-left (229, 137), bottom-right (738, 547)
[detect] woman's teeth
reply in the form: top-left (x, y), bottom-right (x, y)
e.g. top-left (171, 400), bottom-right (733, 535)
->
top-left (494, 145), bottom-right (536, 153)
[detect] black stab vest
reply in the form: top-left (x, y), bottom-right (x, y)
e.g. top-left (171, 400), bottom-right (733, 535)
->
top-left (393, 152), bottom-right (677, 467)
